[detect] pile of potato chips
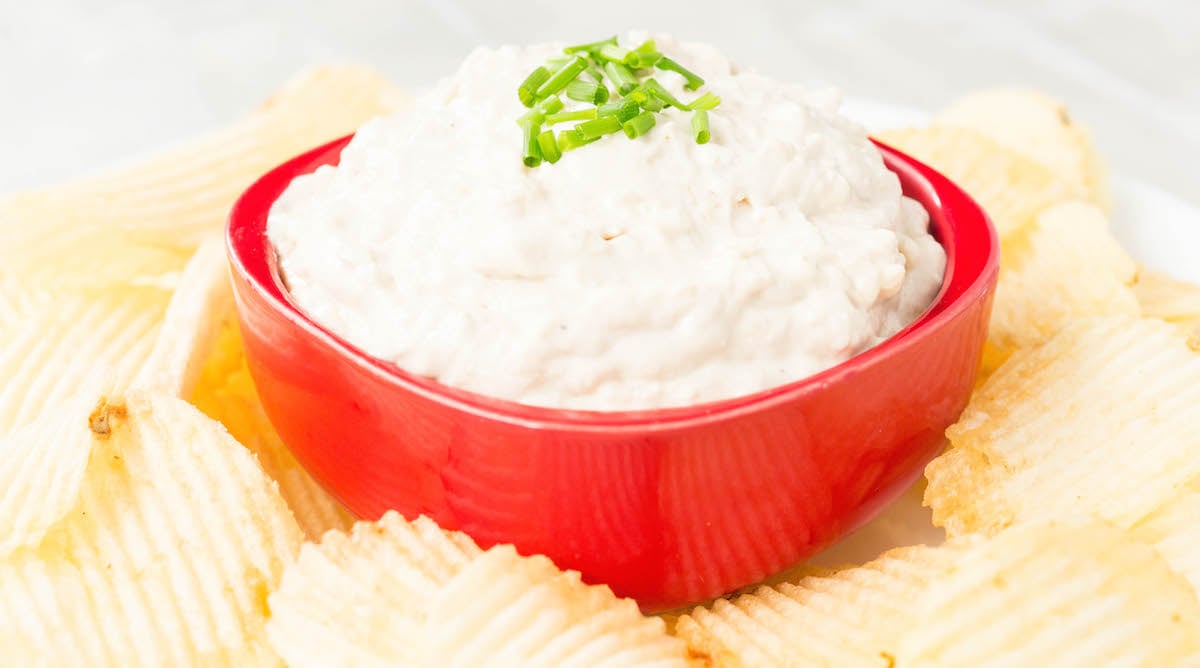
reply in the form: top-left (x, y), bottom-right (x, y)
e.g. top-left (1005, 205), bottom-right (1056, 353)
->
top-left (2, 68), bottom-right (1199, 665)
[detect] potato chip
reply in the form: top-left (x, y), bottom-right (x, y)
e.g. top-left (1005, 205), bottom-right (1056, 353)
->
top-left (874, 125), bottom-right (1085, 238)
top-left (267, 512), bottom-right (483, 667)
top-left (0, 65), bottom-right (409, 289)
top-left (895, 522), bottom-right (1200, 666)
top-left (987, 201), bottom-right (1138, 361)
top-left (936, 89), bottom-right (1110, 210)
top-left (1134, 269), bottom-right (1200, 337)
top-left (0, 393), bottom-right (96, 557)
top-left (0, 283), bottom-right (171, 434)
top-left (0, 392), bottom-right (303, 665)
top-left (674, 543), bottom-right (966, 667)
top-left (425, 545), bottom-right (692, 667)
top-left (926, 317), bottom-right (1200, 538)
top-left (269, 513), bottom-right (691, 667)
top-left (1131, 491), bottom-right (1200, 595)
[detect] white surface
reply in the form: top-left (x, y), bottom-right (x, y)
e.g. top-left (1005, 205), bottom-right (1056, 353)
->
top-left (2, 0), bottom-right (1198, 210)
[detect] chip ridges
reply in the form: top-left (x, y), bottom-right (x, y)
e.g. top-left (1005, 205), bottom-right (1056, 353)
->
top-left (927, 317), bottom-right (1200, 537)
top-left (0, 392), bottom-right (303, 666)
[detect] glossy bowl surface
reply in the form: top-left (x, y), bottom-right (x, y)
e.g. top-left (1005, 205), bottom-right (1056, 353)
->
top-left (227, 134), bottom-right (998, 610)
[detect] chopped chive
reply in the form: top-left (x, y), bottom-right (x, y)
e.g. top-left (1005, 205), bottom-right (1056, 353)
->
top-left (692, 110), bottom-right (711, 144)
top-left (687, 91), bottom-right (721, 111)
top-left (535, 55), bottom-right (589, 98)
top-left (641, 78), bottom-right (687, 109)
top-left (603, 61), bottom-right (639, 95)
top-left (626, 50), bottom-right (662, 68)
top-left (565, 80), bottom-right (609, 104)
top-left (522, 120), bottom-right (543, 167)
top-left (558, 129), bottom-right (600, 152)
top-left (537, 96), bottom-right (565, 115)
top-left (516, 109), bottom-right (545, 127)
top-left (546, 56), bottom-right (571, 69)
top-left (597, 98), bottom-right (639, 122)
top-left (586, 65), bottom-right (607, 84)
top-left (597, 43), bottom-right (632, 63)
top-left (518, 66), bottom-right (552, 107)
top-left (575, 116), bottom-right (623, 140)
top-left (634, 39), bottom-right (657, 54)
top-left (564, 35), bottom-right (617, 54)
top-left (622, 110), bottom-right (657, 139)
top-left (538, 130), bottom-right (562, 164)
top-left (656, 56), bottom-right (705, 90)
top-left (628, 87), bottom-right (665, 112)
top-left (545, 108), bottom-right (598, 124)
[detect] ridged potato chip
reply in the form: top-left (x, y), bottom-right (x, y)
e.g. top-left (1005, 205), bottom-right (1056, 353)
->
top-left (268, 513), bottom-right (692, 667)
top-left (873, 125), bottom-right (1085, 238)
top-left (926, 317), bottom-right (1200, 538)
top-left (936, 89), bottom-right (1110, 210)
top-left (0, 283), bottom-right (171, 434)
top-left (1131, 491), bottom-right (1200, 595)
top-left (674, 543), bottom-right (966, 667)
top-left (0, 392), bottom-right (303, 666)
top-left (268, 512), bottom-right (481, 667)
top-left (985, 201), bottom-right (1138, 367)
top-left (895, 522), bottom-right (1200, 666)
top-left (0, 65), bottom-right (408, 290)
top-left (135, 234), bottom-right (354, 539)
top-left (1135, 269), bottom-right (1200, 337)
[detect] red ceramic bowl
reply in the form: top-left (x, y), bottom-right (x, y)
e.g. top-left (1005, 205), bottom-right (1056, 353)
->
top-left (227, 134), bottom-right (998, 611)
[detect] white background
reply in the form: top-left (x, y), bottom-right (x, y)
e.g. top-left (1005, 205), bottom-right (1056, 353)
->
top-left (2, 0), bottom-right (1197, 207)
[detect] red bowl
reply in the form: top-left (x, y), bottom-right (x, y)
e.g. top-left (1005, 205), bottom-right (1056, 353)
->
top-left (227, 134), bottom-right (998, 611)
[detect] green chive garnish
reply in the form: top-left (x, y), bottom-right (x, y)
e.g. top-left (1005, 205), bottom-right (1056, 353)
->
top-left (538, 96), bottom-right (565, 115)
top-left (522, 120), bottom-right (543, 167)
top-left (692, 110), bottom-right (711, 144)
top-left (517, 36), bottom-right (719, 164)
top-left (656, 56), bottom-right (705, 90)
top-left (597, 44), bottom-right (632, 63)
top-left (575, 116), bottom-right (623, 140)
top-left (687, 91), bottom-right (721, 111)
top-left (564, 35), bottom-right (617, 54)
top-left (536, 55), bottom-right (588, 98)
top-left (565, 80), bottom-right (609, 104)
top-left (640, 78), bottom-right (687, 109)
top-left (603, 61), bottom-right (639, 95)
top-left (538, 130), bottom-right (562, 163)
top-left (597, 98), bottom-right (639, 123)
top-left (545, 108), bottom-right (598, 124)
top-left (622, 110), bottom-right (657, 139)
top-left (628, 87), bottom-right (665, 112)
top-left (558, 129), bottom-right (600, 152)
top-left (518, 66), bottom-right (552, 107)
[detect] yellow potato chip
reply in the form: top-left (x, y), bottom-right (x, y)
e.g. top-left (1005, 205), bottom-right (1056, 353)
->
top-left (425, 545), bottom-right (691, 667)
top-left (269, 514), bottom-right (691, 667)
top-left (895, 522), bottom-right (1200, 666)
top-left (987, 201), bottom-right (1138, 359)
top-left (0, 65), bottom-right (409, 289)
top-left (936, 89), bottom-right (1110, 210)
top-left (1134, 269), bottom-right (1200, 337)
top-left (926, 317), bottom-right (1200, 538)
top-left (0, 392), bottom-right (303, 665)
top-left (132, 236), bottom-right (232, 396)
top-left (267, 512), bottom-right (483, 667)
top-left (0, 394), bottom-right (96, 557)
top-left (1131, 491), bottom-right (1200, 595)
top-left (0, 284), bottom-right (170, 434)
top-left (874, 125), bottom-right (1085, 238)
top-left (674, 543), bottom-right (966, 667)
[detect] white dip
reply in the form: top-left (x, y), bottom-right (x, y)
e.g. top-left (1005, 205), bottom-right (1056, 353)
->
top-left (268, 34), bottom-right (946, 411)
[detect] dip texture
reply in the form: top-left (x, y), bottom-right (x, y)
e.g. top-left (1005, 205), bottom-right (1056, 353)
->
top-left (268, 34), bottom-right (946, 411)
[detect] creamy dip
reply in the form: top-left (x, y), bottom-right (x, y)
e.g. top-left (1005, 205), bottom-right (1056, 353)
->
top-left (268, 33), bottom-right (946, 411)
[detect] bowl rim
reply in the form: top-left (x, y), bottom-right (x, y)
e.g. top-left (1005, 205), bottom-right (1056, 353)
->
top-left (227, 134), bottom-right (999, 434)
